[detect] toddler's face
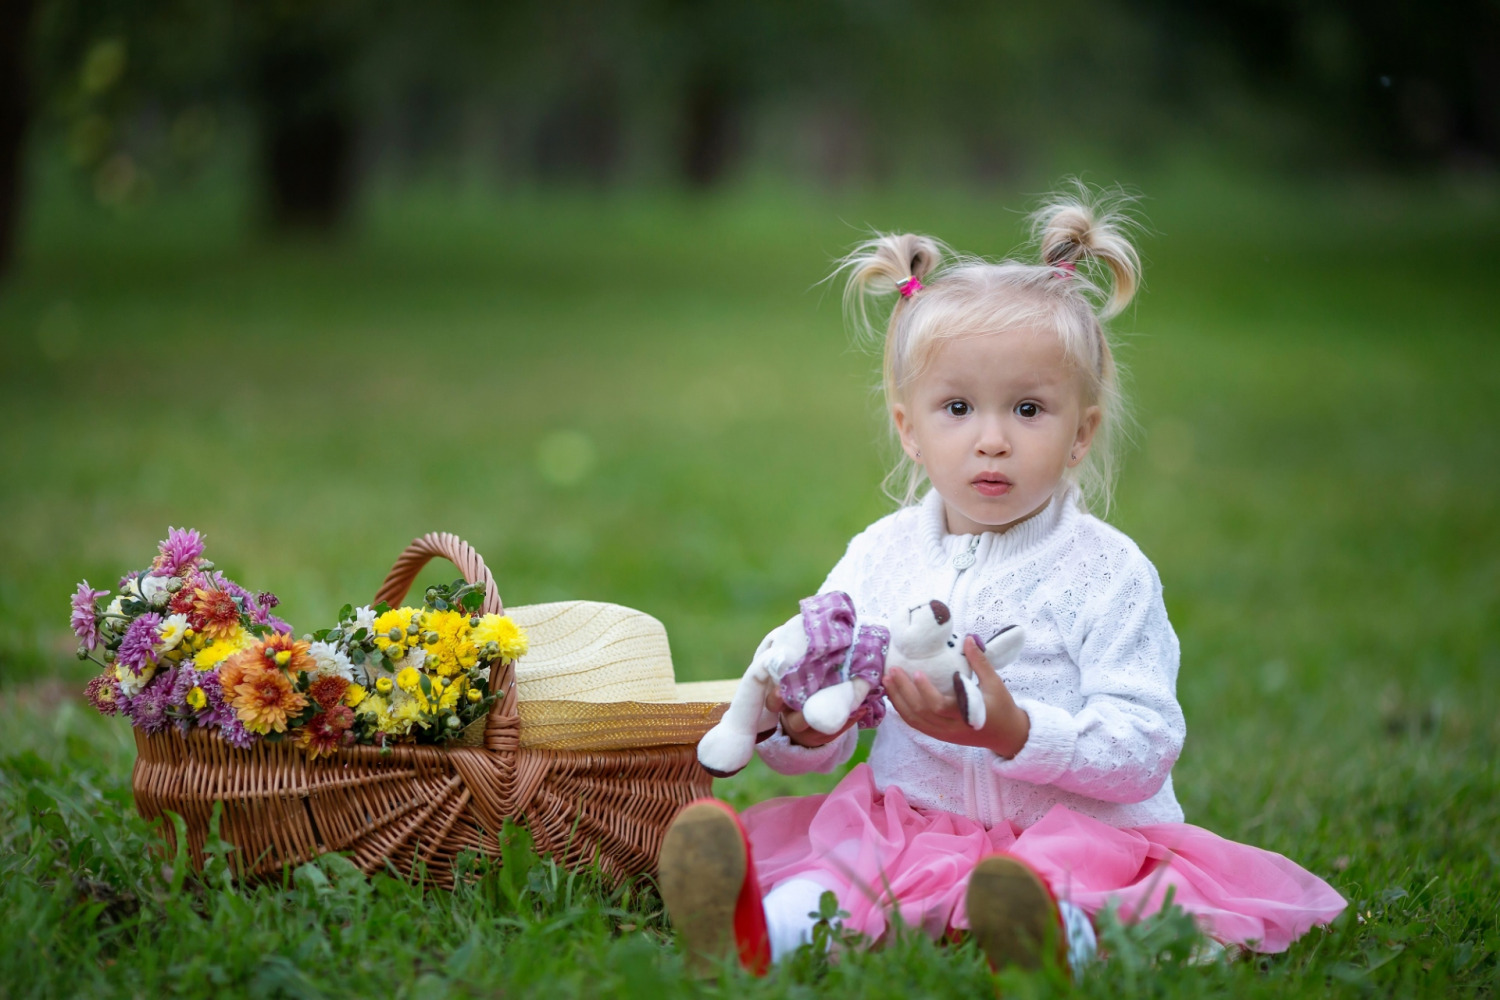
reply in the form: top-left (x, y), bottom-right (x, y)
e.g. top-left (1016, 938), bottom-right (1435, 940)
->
top-left (892, 327), bottom-right (1100, 535)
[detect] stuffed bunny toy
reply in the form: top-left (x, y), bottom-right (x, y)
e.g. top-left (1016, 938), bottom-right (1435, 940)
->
top-left (696, 593), bottom-right (1026, 777)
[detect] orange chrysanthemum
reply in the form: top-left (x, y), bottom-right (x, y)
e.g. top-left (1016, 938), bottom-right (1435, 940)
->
top-left (308, 675), bottom-right (350, 710)
top-left (232, 661), bottom-right (308, 734)
top-left (256, 632), bottom-right (315, 674)
top-left (217, 649), bottom-right (254, 694)
top-left (191, 588), bottom-right (242, 639)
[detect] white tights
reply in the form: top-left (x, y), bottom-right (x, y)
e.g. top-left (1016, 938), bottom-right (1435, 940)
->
top-left (762, 877), bottom-right (1098, 970)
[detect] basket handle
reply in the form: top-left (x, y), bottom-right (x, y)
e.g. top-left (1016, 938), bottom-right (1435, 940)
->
top-left (373, 531), bottom-right (505, 617)
top-left (371, 532), bottom-right (520, 743)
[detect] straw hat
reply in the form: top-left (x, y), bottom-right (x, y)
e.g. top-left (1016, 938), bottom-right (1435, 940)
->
top-left (507, 601), bottom-right (741, 751)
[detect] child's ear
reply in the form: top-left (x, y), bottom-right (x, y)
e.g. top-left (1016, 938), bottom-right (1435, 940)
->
top-left (892, 404), bottom-right (921, 463)
top-left (1069, 405), bottom-right (1102, 467)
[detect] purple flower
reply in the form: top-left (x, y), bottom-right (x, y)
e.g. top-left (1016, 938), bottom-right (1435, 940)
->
top-left (117, 613), bottom-right (162, 675)
top-left (71, 581), bottom-right (108, 649)
top-left (163, 664), bottom-right (197, 732)
top-left (250, 591), bottom-right (291, 633)
top-left (154, 527), bottom-right (205, 576)
top-left (198, 672), bottom-right (251, 747)
top-left (118, 570), bottom-right (139, 592)
top-left (219, 717), bottom-right (256, 749)
top-left (124, 670), bottom-right (174, 734)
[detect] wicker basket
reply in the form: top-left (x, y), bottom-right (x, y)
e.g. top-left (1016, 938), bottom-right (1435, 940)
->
top-left (130, 532), bottom-right (727, 887)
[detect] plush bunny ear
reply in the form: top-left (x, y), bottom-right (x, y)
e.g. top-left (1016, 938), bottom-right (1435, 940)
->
top-left (983, 624), bottom-right (1026, 668)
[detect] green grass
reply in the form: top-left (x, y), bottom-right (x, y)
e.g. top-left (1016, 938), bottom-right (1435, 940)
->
top-left (1, 169), bottom-right (1498, 997)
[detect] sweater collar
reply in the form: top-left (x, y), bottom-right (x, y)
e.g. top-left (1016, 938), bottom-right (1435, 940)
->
top-left (919, 486), bottom-right (1075, 568)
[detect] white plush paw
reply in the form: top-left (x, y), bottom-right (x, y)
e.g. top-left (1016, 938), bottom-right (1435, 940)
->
top-left (959, 673), bottom-right (987, 730)
top-left (802, 684), bottom-right (858, 734)
top-left (696, 723), bottom-right (756, 777)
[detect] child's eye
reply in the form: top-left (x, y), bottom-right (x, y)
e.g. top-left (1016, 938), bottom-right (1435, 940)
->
top-left (1015, 401), bottom-right (1041, 418)
top-left (944, 401), bottom-right (971, 417)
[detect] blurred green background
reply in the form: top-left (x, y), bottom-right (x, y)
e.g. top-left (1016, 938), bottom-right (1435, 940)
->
top-left (1, 1), bottom-right (1499, 994)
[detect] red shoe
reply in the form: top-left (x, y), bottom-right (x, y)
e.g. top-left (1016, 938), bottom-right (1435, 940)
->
top-left (659, 799), bottom-right (772, 976)
top-left (964, 854), bottom-right (1070, 975)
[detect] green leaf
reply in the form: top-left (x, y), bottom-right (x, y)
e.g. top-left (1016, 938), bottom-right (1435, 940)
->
top-left (461, 591), bottom-right (484, 611)
top-left (338, 603), bottom-right (353, 622)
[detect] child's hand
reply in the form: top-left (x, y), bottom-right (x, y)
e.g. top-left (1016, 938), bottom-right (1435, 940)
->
top-left (764, 690), bottom-right (868, 749)
top-left (885, 636), bottom-right (1031, 758)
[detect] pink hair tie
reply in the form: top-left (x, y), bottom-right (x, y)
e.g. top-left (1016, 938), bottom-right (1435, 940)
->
top-left (1052, 259), bottom-right (1077, 278)
top-left (897, 276), bottom-right (924, 298)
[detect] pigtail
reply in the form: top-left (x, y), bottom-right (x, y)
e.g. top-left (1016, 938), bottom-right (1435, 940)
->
top-left (1033, 184), bottom-right (1142, 320)
top-left (834, 233), bottom-right (946, 347)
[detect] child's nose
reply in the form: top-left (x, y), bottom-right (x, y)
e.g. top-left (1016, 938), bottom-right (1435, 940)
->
top-left (975, 417), bottom-right (1010, 455)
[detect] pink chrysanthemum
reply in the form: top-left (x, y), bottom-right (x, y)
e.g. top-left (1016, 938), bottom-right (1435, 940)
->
top-left (71, 581), bottom-right (107, 649)
top-left (153, 527), bottom-right (205, 576)
top-left (85, 672), bottom-right (121, 715)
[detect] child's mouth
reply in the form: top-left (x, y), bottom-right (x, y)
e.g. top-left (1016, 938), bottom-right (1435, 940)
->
top-left (972, 476), bottom-right (1012, 497)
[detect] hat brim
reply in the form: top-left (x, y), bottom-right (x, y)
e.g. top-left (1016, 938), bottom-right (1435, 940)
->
top-left (518, 684), bottom-right (740, 751)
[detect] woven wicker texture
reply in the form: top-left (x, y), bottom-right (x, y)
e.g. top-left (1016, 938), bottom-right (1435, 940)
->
top-left (130, 532), bottom-right (720, 887)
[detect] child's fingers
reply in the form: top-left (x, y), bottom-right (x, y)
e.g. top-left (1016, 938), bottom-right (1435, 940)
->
top-left (911, 671), bottom-right (957, 716)
top-left (765, 689), bottom-right (786, 714)
top-left (964, 635), bottom-right (998, 681)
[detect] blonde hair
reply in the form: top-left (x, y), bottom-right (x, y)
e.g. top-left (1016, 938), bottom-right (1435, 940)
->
top-left (835, 184), bottom-right (1142, 514)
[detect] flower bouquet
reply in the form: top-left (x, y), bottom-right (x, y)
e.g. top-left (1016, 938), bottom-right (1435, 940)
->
top-left (74, 528), bottom-right (528, 756)
top-left (72, 526), bottom-right (717, 889)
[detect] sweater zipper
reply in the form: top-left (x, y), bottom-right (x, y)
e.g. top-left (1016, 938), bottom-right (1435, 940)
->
top-left (947, 535), bottom-right (980, 604)
top-left (948, 534), bottom-right (991, 827)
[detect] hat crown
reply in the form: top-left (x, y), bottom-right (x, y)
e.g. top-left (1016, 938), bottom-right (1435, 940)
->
top-left (509, 601), bottom-right (678, 703)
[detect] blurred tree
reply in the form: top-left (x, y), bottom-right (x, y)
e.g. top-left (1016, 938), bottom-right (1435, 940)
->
top-left (240, 2), bottom-right (366, 231)
top-left (0, 0), bottom-right (35, 281)
top-left (6, 0), bottom-right (1489, 278)
top-left (1137, 0), bottom-right (1500, 167)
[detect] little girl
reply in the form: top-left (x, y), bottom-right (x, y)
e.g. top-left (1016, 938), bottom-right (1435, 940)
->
top-left (658, 189), bottom-right (1347, 975)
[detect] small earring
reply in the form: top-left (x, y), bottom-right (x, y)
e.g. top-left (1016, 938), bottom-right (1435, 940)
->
top-left (915, 449), bottom-right (922, 459)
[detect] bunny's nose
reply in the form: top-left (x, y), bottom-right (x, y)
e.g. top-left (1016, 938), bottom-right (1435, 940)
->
top-left (930, 600), bottom-right (951, 625)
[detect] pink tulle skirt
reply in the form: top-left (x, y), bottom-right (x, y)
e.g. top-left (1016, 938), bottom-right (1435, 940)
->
top-left (741, 764), bottom-right (1346, 952)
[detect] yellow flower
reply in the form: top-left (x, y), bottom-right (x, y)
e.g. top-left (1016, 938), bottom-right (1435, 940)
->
top-left (373, 607), bottom-right (418, 653)
top-left (391, 697), bottom-right (426, 731)
top-left (186, 686), bottom-right (207, 710)
top-left (472, 615), bottom-right (528, 661)
top-left (356, 693), bottom-right (403, 734)
top-left (396, 666), bottom-right (422, 693)
top-left (344, 683), bottom-right (367, 707)
top-left (420, 609), bottom-right (475, 677)
top-left (375, 677), bottom-right (393, 694)
top-left (466, 687), bottom-right (482, 703)
top-left (440, 676), bottom-right (465, 710)
top-left (192, 627), bottom-right (252, 671)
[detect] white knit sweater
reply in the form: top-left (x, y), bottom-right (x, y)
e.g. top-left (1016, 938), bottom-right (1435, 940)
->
top-left (756, 487), bottom-right (1187, 829)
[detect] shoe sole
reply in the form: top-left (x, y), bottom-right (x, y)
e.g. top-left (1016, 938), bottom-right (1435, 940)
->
top-left (965, 855), bottom-right (1063, 973)
top-left (659, 802), bottom-right (747, 975)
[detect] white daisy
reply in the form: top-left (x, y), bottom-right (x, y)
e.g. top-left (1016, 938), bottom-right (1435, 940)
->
top-left (306, 641), bottom-right (355, 683)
